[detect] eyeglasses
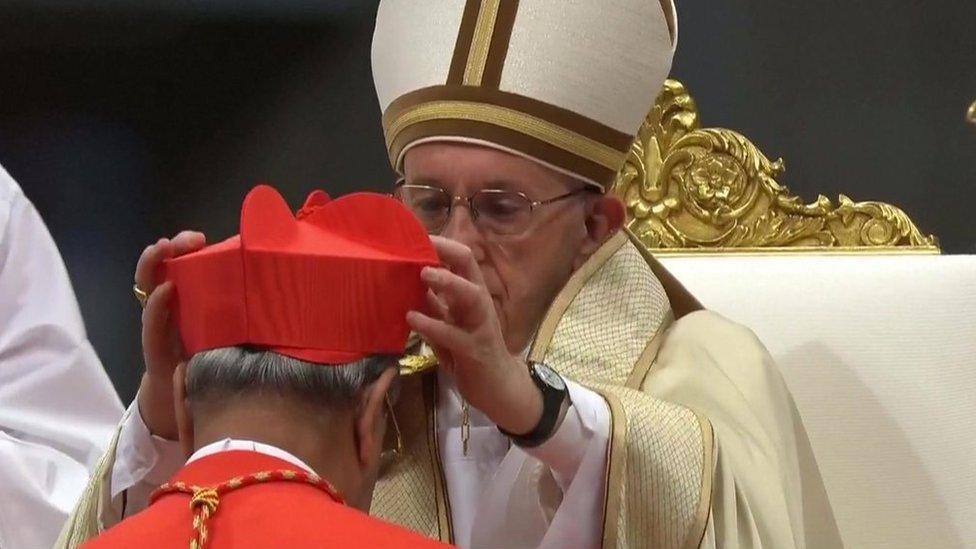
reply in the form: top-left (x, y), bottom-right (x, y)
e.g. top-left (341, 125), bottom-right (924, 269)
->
top-left (393, 179), bottom-right (596, 236)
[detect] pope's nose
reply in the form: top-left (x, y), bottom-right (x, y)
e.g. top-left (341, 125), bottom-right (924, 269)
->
top-left (440, 205), bottom-right (486, 262)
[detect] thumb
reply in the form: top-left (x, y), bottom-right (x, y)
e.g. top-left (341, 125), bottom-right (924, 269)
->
top-left (142, 282), bottom-right (179, 377)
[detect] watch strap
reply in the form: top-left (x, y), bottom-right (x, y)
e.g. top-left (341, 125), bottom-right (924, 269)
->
top-left (499, 362), bottom-right (570, 448)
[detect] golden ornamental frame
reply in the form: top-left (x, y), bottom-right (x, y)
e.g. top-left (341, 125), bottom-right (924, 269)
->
top-left (610, 80), bottom-right (940, 254)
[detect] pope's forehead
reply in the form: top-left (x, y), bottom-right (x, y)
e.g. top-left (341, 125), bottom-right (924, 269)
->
top-left (402, 142), bottom-right (575, 191)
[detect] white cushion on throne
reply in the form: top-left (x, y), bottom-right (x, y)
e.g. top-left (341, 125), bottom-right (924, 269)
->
top-left (659, 254), bottom-right (976, 549)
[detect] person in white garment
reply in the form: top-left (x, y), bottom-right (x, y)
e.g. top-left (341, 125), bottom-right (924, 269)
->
top-left (0, 163), bottom-right (124, 548)
top-left (60, 1), bottom-right (841, 547)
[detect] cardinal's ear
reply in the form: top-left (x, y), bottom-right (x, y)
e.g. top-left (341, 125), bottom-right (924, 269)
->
top-left (241, 185), bottom-right (298, 247)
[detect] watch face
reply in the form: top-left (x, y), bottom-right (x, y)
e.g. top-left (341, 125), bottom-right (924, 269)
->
top-left (533, 362), bottom-right (566, 391)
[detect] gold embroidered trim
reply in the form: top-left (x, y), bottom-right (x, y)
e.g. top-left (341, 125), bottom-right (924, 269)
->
top-left (625, 310), bottom-right (674, 389)
top-left (683, 413), bottom-right (715, 549)
top-left (425, 375), bottom-right (455, 542)
top-left (592, 387), bottom-right (627, 548)
top-left (528, 231), bottom-right (630, 363)
top-left (387, 101), bottom-right (627, 171)
top-left (463, 0), bottom-right (500, 86)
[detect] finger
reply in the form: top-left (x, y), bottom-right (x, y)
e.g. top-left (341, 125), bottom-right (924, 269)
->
top-left (422, 267), bottom-right (487, 325)
top-left (170, 231), bottom-right (206, 257)
top-left (134, 238), bottom-right (173, 293)
top-left (407, 311), bottom-right (469, 357)
top-left (425, 289), bottom-right (450, 321)
top-left (142, 282), bottom-right (180, 377)
top-left (429, 236), bottom-right (486, 285)
top-left (135, 231), bottom-right (206, 295)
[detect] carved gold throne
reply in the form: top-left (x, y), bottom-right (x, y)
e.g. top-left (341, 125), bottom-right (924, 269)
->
top-left (626, 83), bottom-right (976, 549)
top-left (610, 80), bottom-right (939, 254)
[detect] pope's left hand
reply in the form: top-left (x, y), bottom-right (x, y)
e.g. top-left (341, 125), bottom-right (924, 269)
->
top-left (407, 236), bottom-right (543, 435)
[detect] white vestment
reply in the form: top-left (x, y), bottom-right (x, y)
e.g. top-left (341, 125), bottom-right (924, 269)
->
top-left (0, 164), bottom-right (124, 548)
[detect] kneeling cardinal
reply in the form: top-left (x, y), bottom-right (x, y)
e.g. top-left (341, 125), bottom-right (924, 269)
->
top-left (83, 185), bottom-right (449, 549)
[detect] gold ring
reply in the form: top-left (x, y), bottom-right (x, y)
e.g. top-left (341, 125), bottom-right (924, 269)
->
top-left (133, 284), bottom-right (151, 308)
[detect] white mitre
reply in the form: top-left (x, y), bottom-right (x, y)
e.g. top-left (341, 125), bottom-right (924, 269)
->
top-left (371, 0), bottom-right (678, 191)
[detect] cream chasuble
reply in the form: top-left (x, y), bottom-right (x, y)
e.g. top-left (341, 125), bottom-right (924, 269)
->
top-left (369, 229), bottom-right (841, 548)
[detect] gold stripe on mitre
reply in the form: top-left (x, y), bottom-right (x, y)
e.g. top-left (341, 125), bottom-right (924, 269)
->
top-left (387, 100), bottom-right (626, 170)
top-left (463, 0), bottom-right (501, 86)
top-left (382, 83), bottom-right (636, 188)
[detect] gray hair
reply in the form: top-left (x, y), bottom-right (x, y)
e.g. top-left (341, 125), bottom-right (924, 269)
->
top-left (185, 347), bottom-right (398, 411)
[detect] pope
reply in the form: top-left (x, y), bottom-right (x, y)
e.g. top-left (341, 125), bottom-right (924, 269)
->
top-left (62, 1), bottom-right (841, 547)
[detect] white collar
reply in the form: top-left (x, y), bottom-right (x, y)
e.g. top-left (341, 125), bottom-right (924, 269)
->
top-left (186, 438), bottom-right (316, 475)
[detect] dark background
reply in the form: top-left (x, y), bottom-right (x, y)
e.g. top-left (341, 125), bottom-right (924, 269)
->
top-left (2, 1), bottom-right (974, 402)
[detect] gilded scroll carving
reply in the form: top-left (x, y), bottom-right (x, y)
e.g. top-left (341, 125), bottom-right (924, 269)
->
top-left (611, 80), bottom-right (939, 252)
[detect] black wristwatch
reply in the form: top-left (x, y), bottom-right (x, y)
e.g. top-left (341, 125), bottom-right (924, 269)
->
top-left (499, 361), bottom-right (571, 448)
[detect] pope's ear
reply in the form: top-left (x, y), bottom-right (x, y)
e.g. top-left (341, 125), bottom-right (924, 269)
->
top-left (354, 367), bottom-right (397, 467)
top-left (577, 194), bottom-right (625, 268)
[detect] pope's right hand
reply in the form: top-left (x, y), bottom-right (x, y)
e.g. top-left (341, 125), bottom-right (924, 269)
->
top-left (134, 231), bottom-right (206, 440)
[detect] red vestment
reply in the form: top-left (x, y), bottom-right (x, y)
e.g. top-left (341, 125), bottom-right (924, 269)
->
top-left (83, 450), bottom-right (451, 549)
